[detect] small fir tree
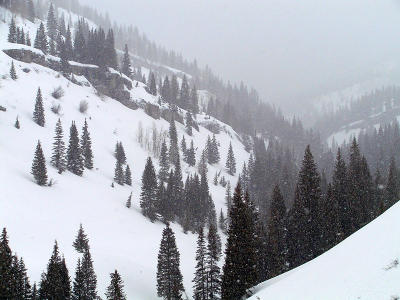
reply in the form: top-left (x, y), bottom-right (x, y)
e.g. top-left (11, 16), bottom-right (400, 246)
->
top-left (125, 165), bottom-right (132, 186)
top-left (51, 119), bottom-right (66, 174)
top-left (67, 122), bottom-right (84, 176)
top-left (31, 140), bottom-right (48, 186)
top-left (126, 193), bottom-right (132, 208)
top-left (81, 119), bottom-right (93, 169)
top-left (114, 161), bottom-right (125, 186)
top-left (33, 88), bottom-right (45, 127)
top-left (193, 227), bottom-right (207, 300)
top-left (10, 61), bottom-right (17, 80)
top-left (73, 224), bottom-right (90, 253)
top-left (106, 270), bottom-right (126, 300)
top-left (14, 116), bottom-right (20, 129)
top-left (225, 143), bottom-right (236, 175)
top-left (159, 140), bottom-right (170, 182)
top-left (140, 157), bottom-right (158, 222)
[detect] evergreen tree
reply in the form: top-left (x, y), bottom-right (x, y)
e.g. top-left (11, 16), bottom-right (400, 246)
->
top-left (181, 135), bottom-right (187, 155)
top-left (193, 227), bottom-right (207, 300)
top-left (185, 111), bottom-right (193, 136)
top-left (198, 149), bottom-right (208, 175)
top-left (157, 224), bottom-right (184, 300)
top-left (106, 270), bottom-right (126, 300)
top-left (39, 241), bottom-right (71, 299)
top-left (121, 44), bottom-right (132, 77)
top-left (8, 18), bottom-right (17, 43)
top-left (105, 29), bottom-right (118, 69)
top-left (34, 22), bottom-right (48, 54)
top-left (149, 72), bottom-right (157, 96)
top-left (14, 116), bottom-right (20, 129)
top-left (10, 60), bottom-right (17, 80)
top-left (33, 87), bottom-right (45, 127)
top-left (179, 75), bottom-right (190, 109)
top-left (186, 140), bottom-right (196, 167)
top-left (72, 250), bottom-right (97, 300)
top-left (221, 183), bottom-right (257, 300)
top-left (67, 121), bottom-right (84, 176)
top-left (126, 192), bottom-right (132, 208)
top-left (73, 223), bottom-right (90, 253)
top-left (81, 119), bottom-right (94, 169)
top-left (161, 76), bottom-right (171, 102)
top-left (190, 85), bottom-right (199, 114)
top-left (159, 140), bottom-right (170, 182)
top-left (64, 26), bottom-right (74, 60)
top-left (32, 283), bottom-right (38, 300)
top-left (125, 164), bottom-right (132, 186)
top-left (115, 142), bottom-right (127, 165)
top-left (74, 27), bottom-right (86, 63)
top-left (31, 140), bottom-right (48, 186)
top-left (206, 224), bottom-right (221, 299)
top-left (169, 118), bottom-right (179, 166)
top-left (51, 119), bottom-right (66, 174)
top-left (218, 209), bottom-right (226, 233)
top-left (384, 156), bottom-right (399, 210)
top-left (17, 257), bottom-right (32, 300)
top-left (320, 183), bottom-right (340, 252)
top-left (225, 143), bottom-right (236, 175)
top-left (140, 157), bottom-right (158, 222)
top-left (266, 185), bottom-right (286, 279)
top-left (46, 4), bottom-right (58, 40)
top-left (0, 228), bottom-right (13, 299)
top-left (114, 161), bottom-right (125, 185)
top-left (170, 75), bottom-right (179, 104)
top-left (210, 134), bottom-right (220, 164)
top-left (287, 145), bottom-right (321, 268)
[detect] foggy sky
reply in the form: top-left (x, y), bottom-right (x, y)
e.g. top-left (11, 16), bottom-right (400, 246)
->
top-left (80, 0), bottom-right (400, 111)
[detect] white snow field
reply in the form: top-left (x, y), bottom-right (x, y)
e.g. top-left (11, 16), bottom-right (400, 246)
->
top-left (0, 17), bottom-right (249, 299)
top-left (249, 202), bottom-right (400, 300)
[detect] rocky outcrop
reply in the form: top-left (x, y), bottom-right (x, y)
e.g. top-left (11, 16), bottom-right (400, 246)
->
top-left (3, 48), bottom-right (133, 104)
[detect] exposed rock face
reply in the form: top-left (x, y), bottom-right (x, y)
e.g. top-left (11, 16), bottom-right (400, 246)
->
top-left (144, 103), bottom-right (161, 120)
top-left (3, 48), bottom-right (133, 104)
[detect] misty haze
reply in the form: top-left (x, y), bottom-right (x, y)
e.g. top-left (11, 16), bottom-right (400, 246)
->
top-left (1, 0), bottom-right (400, 299)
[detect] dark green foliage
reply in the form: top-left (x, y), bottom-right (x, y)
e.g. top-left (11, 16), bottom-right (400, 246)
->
top-left (207, 135), bottom-right (220, 165)
top-left (161, 76), bottom-right (171, 102)
top-left (10, 60), bottom-right (17, 80)
top-left (126, 192), bottom-right (132, 208)
top-left (105, 29), bottom-right (118, 69)
top-left (384, 156), bottom-right (399, 210)
top-left (39, 241), bottom-right (71, 299)
top-left (8, 18), bottom-right (17, 43)
top-left (185, 112), bottom-right (193, 136)
top-left (72, 250), bottom-right (97, 300)
top-left (67, 121), bottom-right (84, 176)
top-left (33, 87), bottom-right (45, 127)
top-left (114, 161), bottom-right (125, 185)
top-left (106, 270), bottom-right (126, 300)
top-left (319, 184), bottom-right (340, 252)
top-left (221, 183), bottom-right (257, 300)
top-left (121, 44), bottom-right (132, 77)
top-left (225, 142), bottom-right (236, 175)
top-left (73, 224), bottom-right (90, 254)
top-left (157, 224), bottom-right (184, 300)
top-left (206, 224), bottom-right (221, 299)
top-left (115, 142), bottom-right (127, 165)
top-left (34, 22), bottom-right (48, 54)
top-left (14, 116), bottom-right (20, 129)
top-left (31, 140), bottom-right (48, 186)
top-left (125, 164), bottom-right (132, 186)
top-left (46, 4), bottom-right (58, 40)
top-left (193, 227), bottom-right (207, 300)
top-left (179, 75), bottom-right (190, 109)
top-left (169, 118), bottom-right (179, 166)
top-left (181, 135), bottom-right (187, 154)
top-left (149, 72), bottom-right (157, 96)
top-left (140, 157), bottom-right (158, 221)
top-left (185, 140), bottom-right (196, 167)
top-left (0, 228), bottom-right (13, 298)
top-left (170, 75), bottom-right (179, 105)
top-left (51, 119), bottom-right (66, 174)
top-left (190, 85), bottom-right (199, 114)
top-left (159, 140), bottom-right (170, 182)
top-left (266, 185), bottom-right (287, 279)
top-left (81, 119), bottom-right (94, 169)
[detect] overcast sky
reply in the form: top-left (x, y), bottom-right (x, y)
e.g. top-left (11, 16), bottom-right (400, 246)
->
top-left (80, 0), bottom-right (400, 110)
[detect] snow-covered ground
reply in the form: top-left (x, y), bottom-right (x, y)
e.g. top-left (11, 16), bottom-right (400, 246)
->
top-left (249, 202), bottom-right (400, 300)
top-left (0, 23), bottom-right (249, 300)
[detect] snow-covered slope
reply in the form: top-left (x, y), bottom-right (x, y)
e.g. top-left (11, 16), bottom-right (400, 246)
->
top-left (249, 202), bottom-right (400, 300)
top-left (0, 29), bottom-right (249, 300)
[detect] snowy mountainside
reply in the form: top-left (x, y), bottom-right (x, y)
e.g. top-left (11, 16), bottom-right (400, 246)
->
top-left (249, 202), bottom-right (400, 300)
top-left (0, 19), bottom-right (249, 300)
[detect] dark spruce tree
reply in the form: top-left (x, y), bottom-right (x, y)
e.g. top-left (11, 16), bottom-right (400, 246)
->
top-left (179, 75), bottom-right (190, 109)
top-left (33, 87), bottom-right (45, 127)
top-left (14, 116), bottom-right (20, 129)
top-left (206, 224), bottom-right (221, 299)
top-left (67, 121), bottom-right (84, 176)
top-left (221, 183), bottom-right (257, 300)
top-left (8, 17), bottom-right (17, 43)
top-left (225, 142), bottom-right (236, 175)
top-left (181, 135), bottom-right (187, 155)
top-left (46, 4), bottom-right (58, 41)
top-left (384, 156), bottom-right (399, 210)
top-left (148, 72), bottom-right (157, 96)
top-left (73, 223), bottom-right (90, 253)
top-left (169, 118), bottom-right (179, 166)
top-left (161, 76), bottom-right (171, 102)
top-left (72, 258), bottom-right (84, 300)
top-left (72, 249), bottom-right (97, 300)
top-left (159, 140), bottom-right (170, 183)
top-left (10, 60), bottom-right (17, 80)
top-left (287, 145), bottom-right (321, 269)
top-left (125, 164), bottom-right (132, 186)
top-left (106, 270), bottom-right (127, 300)
top-left (186, 140), bottom-right (196, 167)
top-left (34, 22), bottom-right (48, 54)
top-left (81, 119), bottom-right (94, 169)
top-left (185, 111), bottom-right (193, 136)
top-left (51, 119), bottom-right (66, 174)
top-left (0, 228), bottom-right (13, 298)
top-left (114, 161), bottom-right (125, 185)
top-left (140, 157), bottom-right (158, 222)
top-left (157, 224), bottom-right (184, 300)
top-left (115, 142), bottom-right (127, 165)
top-left (193, 227), bottom-right (207, 300)
top-left (190, 85), bottom-right (199, 114)
top-left (31, 140), bottom-right (48, 186)
top-left (126, 192), bottom-right (132, 208)
top-left (266, 185), bottom-right (287, 279)
top-left (319, 183), bottom-right (340, 252)
top-left (39, 241), bottom-right (70, 299)
top-left (121, 44), bottom-right (132, 77)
